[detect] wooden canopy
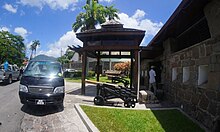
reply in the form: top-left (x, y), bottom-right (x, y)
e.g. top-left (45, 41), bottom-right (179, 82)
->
top-left (141, 0), bottom-right (211, 59)
top-left (70, 20), bottom-right (145, 95)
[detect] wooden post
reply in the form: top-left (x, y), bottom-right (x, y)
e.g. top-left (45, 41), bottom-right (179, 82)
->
top-left (133, 50), bottom-right (139, 94)
top-left (130, 50), bottom-right (133, 89)
top-left (97, 51), bottom-right (100, 82)
top-left (81, 51), bottom-right (87, 95)
top-left (137, 50), bottom-right (140, 99)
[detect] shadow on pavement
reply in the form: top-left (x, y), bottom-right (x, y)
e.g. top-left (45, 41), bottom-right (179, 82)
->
top-left (0, 80), bottom-right (18, 86)
top-left (21, 104), bottom-right (64, 116)
top-left (67, 84), bottom-right (97, 97)
top-left (0, 82), bottom-right (6, 86)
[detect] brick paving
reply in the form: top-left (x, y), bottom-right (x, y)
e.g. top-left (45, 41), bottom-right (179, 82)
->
top-left (20, 82), bottom-right (94, 132)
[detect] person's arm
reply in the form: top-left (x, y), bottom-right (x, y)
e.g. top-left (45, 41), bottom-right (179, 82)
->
top-left (154, 70), bottom-right (156, 77)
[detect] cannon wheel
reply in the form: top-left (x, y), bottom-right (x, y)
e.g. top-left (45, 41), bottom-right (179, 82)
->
top-left (124, 97), bottom-right (136, 108)
top-left (94, 96), bottom-right (105, 105)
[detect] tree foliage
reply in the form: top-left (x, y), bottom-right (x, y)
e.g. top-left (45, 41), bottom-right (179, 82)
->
top-left (0, 31), bottom-right (26, 66)
top-left (104, 5), bottom-right (119, 20)
top-left (114, 61), bottom-right (131, 75)
top-left (57, 48), bottom-right (76, 64)
top-left (30, 40), bottom-right (40, 59)
top-left (72, 0), bottom-right (119, 32)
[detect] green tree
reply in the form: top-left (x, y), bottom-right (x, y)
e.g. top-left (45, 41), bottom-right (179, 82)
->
top-left (87, 0), bottom-right (99, 4)
top-left (72, 0), bottom-right (119, 32)
top-left (65, 48), bottom-right (76, 60)
top-left (0, 31), bottom-right (26, 66)
top-left (104, 5), bottom-right (119, 20)
top-left (30, 40), bottom-right (40, 59)
top-left (57, 48), bottom-right (76, 66)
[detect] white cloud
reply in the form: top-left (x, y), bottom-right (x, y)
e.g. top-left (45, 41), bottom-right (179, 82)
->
top-left (3, 3), bottom-right (17, 13)
top-left (99, 0), bottom-right (114, 2)
top-left (3, 4), bottom-right (17, 13)
top-left (14, 27), bottom-right (29, 39)
top-left (0, 26), bottom-right (10, 32)
top-left (118, 10), bottom-right (163, 40)
top-left (19, 0), bottom-right (78, 10)
top-left (132, 9), bottom-right (146, 20)
top-left (38, 31), bottom-right (82, 57)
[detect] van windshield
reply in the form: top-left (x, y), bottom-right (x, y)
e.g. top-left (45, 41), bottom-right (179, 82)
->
top-left (23, 61), bottom-right (62, 78)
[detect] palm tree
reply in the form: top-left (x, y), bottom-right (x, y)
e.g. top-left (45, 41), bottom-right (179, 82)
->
top-left (73, 0), bottom-right (105, 32)
top-left (86, 0), bottom-right (98, 4)
top-left (72, 0), bottom-right (119, 32)
top-left (104, 5), bottom-right (119, 20)
top-left (30, 40), bottom-right (40, 59)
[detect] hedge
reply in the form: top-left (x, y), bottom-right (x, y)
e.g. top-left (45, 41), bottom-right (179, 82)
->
top-left (63, 70), bottom-right (95, 78)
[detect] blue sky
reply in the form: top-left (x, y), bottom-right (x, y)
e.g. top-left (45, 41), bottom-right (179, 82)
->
top-left (0, 0), bottom-right (181, 58)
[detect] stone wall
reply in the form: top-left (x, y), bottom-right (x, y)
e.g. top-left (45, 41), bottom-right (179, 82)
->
top-left (161, 35), bottom-right (220, 130)
top-left (148, 1), bottom-right (220, 130)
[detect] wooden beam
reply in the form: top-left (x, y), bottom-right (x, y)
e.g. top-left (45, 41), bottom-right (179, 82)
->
top-left (84, 45), bottom-right (139, 51)
top-left (141, 46), bottom-right (163, 51)
top-left (99, 55), bottom-right (132, 58)
top-left (81, 52), bottom-right (87, 95)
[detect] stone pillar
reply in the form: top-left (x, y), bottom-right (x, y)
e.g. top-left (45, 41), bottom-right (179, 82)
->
top-left (204, 0), bottom-right (220, 37)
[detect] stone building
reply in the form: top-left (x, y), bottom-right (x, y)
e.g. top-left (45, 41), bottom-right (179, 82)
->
top-left (141, 0), bottom-right (220, 131)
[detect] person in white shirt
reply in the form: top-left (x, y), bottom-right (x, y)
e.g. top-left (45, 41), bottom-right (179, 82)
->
top-left (149, 66), bottom-right (157, 95)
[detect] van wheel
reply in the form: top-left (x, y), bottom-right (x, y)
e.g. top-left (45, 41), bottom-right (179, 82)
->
top-left (7, 76), bottom-right (12, 84)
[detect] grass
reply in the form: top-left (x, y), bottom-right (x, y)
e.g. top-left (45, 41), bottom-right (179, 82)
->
top-left (81, 105), bottom-right (204, 132)
top-left (65, 76), bottom-right (110, 83)
top-left (65, 76), bottom-right (129, 84)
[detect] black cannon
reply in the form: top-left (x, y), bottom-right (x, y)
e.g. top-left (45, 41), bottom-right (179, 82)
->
top-left (111, 76), bottom-right (129, 88)
top-left (94, 83), bottom-right (137, 108)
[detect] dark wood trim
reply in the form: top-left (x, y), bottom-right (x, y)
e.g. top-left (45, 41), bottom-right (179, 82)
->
top-left (81, 52), bottom-right (87, 95)
top-left (133, 50), bottom-right (139, 94)
top-left (99, 55), bottom-right (132, 58)
top-left (83, 45), bottom-right (139, 51)
top-left (97, 51), bottom-right (100, 82)
top-left (130, 51), bottom-right (134, 89)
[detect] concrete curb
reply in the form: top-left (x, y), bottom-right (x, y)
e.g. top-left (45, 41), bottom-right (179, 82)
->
top-left (76, 103), bottom-right (179, 111)
top-left (74, 103), bottom-right (100, 132)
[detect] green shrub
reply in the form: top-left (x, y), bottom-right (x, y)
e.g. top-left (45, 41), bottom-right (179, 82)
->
top-left (64, 70), bottom-right (95, 78)
top-left (88, 70), bottom-right (95, 77)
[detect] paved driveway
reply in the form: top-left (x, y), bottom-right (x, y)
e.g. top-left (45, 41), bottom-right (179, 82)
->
top-left (20, 82), bottom-right (96, 132)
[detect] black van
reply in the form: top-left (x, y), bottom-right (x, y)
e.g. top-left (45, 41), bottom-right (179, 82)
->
top-left (19, 55), bottom-right (65, 107)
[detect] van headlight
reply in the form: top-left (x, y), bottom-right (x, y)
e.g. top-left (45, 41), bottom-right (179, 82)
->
top-left (19, 84), bottom-right (28, 93)
top-left (54, 86), bottom-right (64, 94)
